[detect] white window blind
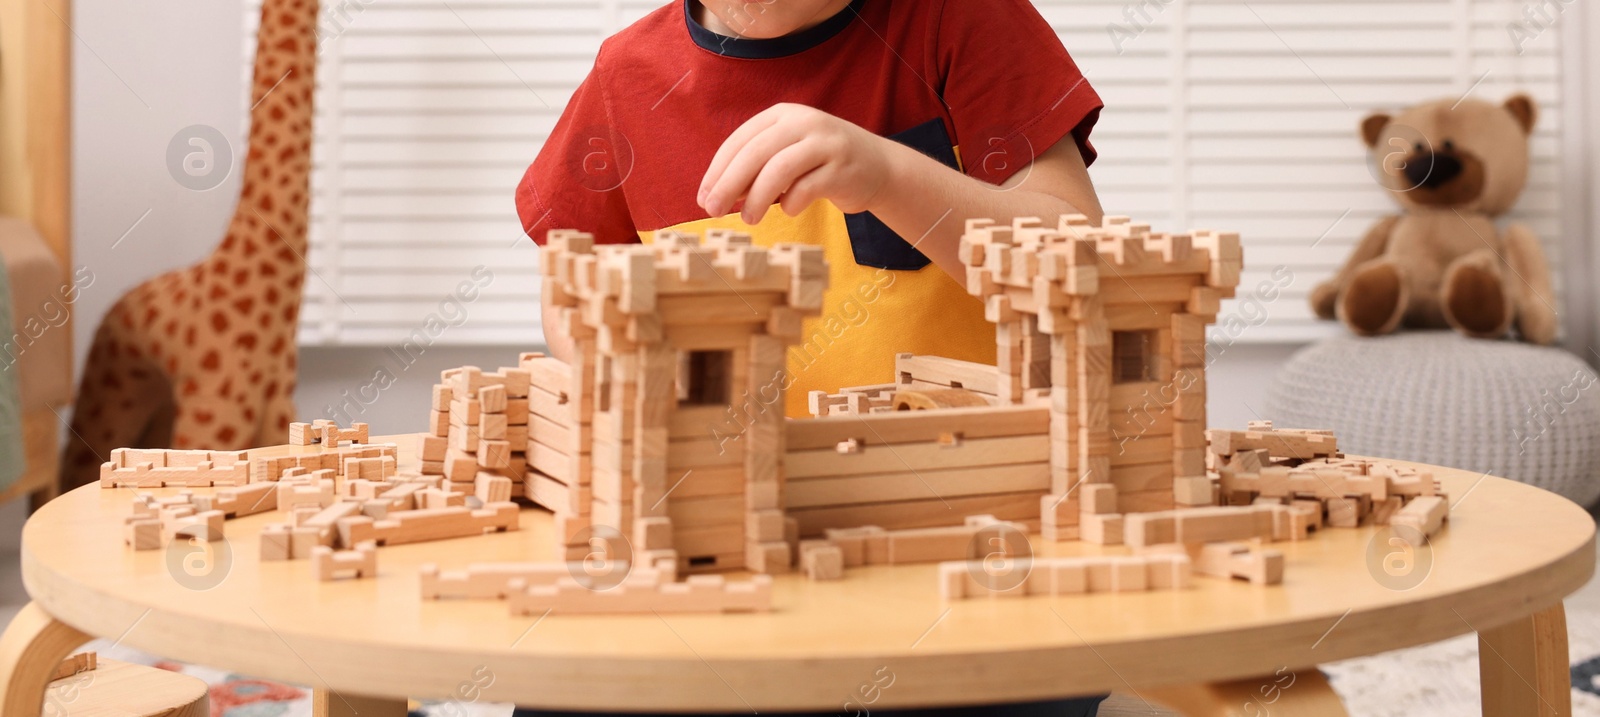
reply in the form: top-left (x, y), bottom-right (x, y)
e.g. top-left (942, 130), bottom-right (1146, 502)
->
top-left (262, 0), bottom-right (1572, 346)
top-left (1041, 0), bottom-right (1568, 342)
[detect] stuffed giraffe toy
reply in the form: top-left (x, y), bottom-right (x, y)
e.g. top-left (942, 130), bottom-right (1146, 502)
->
top-left (62, 0), bottom-right (318, 490)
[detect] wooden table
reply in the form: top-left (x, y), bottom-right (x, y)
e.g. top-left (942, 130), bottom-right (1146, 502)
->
top-left (3, 437), bottom-right (1593, 716)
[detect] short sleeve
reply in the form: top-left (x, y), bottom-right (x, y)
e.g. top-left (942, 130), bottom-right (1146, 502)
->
top-left (933, 0), bottom-right (1104, 185)
top-left (515, 60), bottom-right (638, 245)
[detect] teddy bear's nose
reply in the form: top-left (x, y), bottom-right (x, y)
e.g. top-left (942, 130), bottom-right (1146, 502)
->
top-left (1404, 151), bottom-right (1463, 189)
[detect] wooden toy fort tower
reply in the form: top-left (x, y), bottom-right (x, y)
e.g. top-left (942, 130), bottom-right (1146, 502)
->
top-left (528, 216), bottom-right (1241, 575)
top-left (959, 216), bottom-right (1241, 541)
top-left (534, 229), bottom-right (826, 574)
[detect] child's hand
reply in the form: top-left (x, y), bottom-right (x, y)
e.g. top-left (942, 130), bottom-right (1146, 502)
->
top-left (698, 103), bottom-right (894, 224)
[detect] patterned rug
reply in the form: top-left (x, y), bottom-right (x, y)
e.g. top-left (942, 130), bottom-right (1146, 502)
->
top-left (88, 549), bottom-right (1600, 717)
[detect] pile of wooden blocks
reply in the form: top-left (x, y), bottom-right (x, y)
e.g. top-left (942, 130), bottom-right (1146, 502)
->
top-left (1207, 420), bottom-right (1339, 467)
top-left (939, 553), bottom-right (1193, 601)
top-left (426, 365), bottom-right (530, 502)
top-left (1207, 421), bottom-right (1448, 537)
top-left (260, 465), bottom-right (521, 577)
top-left (100, 448), bottom-right (250, 488)
top-left (249, 442), bottom-right (397, 484)
top-left (288, 419), bottom-right (370, 446)
top-left (123, 493), bottom-right (225, 550)
top-left (518, 351), bottom-right (594, 550)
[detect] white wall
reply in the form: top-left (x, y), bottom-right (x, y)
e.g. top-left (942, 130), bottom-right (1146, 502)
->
top-left (71, 0), bottom-right (248, 375)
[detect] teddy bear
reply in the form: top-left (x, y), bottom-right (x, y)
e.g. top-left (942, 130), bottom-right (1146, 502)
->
top-left (1309, 94), bottom-right (1557, 345)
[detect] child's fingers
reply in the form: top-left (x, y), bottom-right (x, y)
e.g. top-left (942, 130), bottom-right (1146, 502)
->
top-left (702, 123), bottom-right (805, 217)
top-left (742, 140), bottom-right (828, 224)
top-left (779, 165), bottom-right (830, 217)
top-left (698, 107), bottom-right (785, 206)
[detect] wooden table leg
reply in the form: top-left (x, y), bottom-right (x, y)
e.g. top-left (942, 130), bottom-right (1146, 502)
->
top-left (1479, 602), bottom-right (1572, 717)
top-left (313, 688), bottom-right (409, 717)
top-left (0, 602), bottom-right (90, 716)
top-left (1144, 668), bottom-right (1349, 717)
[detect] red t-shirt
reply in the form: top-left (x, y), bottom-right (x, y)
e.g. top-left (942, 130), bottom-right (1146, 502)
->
top-left (516, 0), bottom-right (1102, 414)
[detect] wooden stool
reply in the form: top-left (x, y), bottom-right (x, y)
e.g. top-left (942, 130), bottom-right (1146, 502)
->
top-left (43, 655), bottom-right (208, 717)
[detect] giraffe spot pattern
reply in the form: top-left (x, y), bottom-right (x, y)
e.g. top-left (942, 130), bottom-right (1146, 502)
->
top-left (63, 0), bottom-right (316, 490)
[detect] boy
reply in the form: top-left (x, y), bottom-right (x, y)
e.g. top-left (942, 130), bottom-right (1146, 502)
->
top-left (519, 0), bottom-right (1104, 418)
top-left (515, 1), bottom-right (1107, 714)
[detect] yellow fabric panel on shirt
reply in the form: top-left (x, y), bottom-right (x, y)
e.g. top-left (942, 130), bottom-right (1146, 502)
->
top-left (641, 201), bottom-right (996, 418)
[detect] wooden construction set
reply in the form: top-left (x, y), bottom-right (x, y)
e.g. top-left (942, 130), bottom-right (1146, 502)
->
top-left (105, 215), bottom-right (1451, 613)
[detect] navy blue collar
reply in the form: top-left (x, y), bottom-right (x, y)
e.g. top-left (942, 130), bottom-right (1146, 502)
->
top-left (684, 0), bottom-right (865, 59)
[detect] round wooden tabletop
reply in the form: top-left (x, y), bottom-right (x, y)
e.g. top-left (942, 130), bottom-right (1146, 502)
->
top-left (20, 437), bottom-right (1595, 711)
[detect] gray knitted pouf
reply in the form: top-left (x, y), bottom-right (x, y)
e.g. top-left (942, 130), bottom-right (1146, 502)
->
top-left (1265, 331), bottom-right (1600, 508)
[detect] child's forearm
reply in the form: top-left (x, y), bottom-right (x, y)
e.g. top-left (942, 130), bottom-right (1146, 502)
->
top-left (868, 139), bottom-right (1103, 287)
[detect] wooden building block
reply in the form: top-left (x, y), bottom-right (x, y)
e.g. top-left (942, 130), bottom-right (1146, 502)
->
top-left (288, 422), bottom-right (316, 445)
top-left (311, 541), bottom-right (377, 581)
top-left (1207, 427), bottom-right (1338, 461)
top-left (124, 519), bottom-right (160, 550)
top-left (443, 450), bottom-right (478, 482)
top-left (635, 516), bottom-right (674, 551)
top-left (1146, 553), bottom-right (1192, 589)
top-left (1195, 542), bottom-right (1284, 585)
top-left (801, 542), bottom-right (844, 581)
top-left (1080, 512), bottom-right (1124, 545)
top-left (278, 478), bottom-right (336, 512)
top-left (1086, 557), bottom-right (1148, 592)
top-left (1081, 484), bottom-right (1117, 514)
top-left (163, 509), bottom-right (224, 544)
top-left (940, 552), bottom-right (1192, 601)
top-left (336, 502), bottom-right (519, 547)
top-left (1391, 495), bottom-right (1448, 537)
top-left (192, 482), bottom-right (278, 517)
top-left (450, 397), bottom-right (482, 425)
top-left (260, 524), bottom-right (291, 561)
top-left (508, 571), bottom-right (772, 615)
top-left (1327, 497), bottom-right (1361, 528)
top-left (421, 435), bottom-right (448, 462)
top-left (418, 561), bottom-right (600, 599)
top-left (419, 487), bottom-right (468, 510)
top-left (746, 542), bottom-right (792, 574)
top-left (1174, 506), bottom-right (1275, 544)
top-left (290, 526), bottom-right (322, 559)
top-left (478, 439), bottom-right (511, 470)
top-left (480, 414), bottom-right (509, 440)
top-left (479, 384), bottom-right (508, 413)
top-left (1123, 512), bottom-right (1176, 546)
top-left (1173, 475), bottom-right (1214, 506)
top-left (475, 473), bottom-right (513, 504)
top-left (52, 652), bottom-right (97, 681)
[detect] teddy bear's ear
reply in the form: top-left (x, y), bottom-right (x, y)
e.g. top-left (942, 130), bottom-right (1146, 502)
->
top-left (1504, 94), bottom-right (1538, 135)
top-left (1360, 113), bottom-right (1391, 149)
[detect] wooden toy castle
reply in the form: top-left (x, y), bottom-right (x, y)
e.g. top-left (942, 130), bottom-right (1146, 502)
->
top-left (509, 214), bottom-right (1246, 573)
top-left (109, 214), bottom-right (1451, 613)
